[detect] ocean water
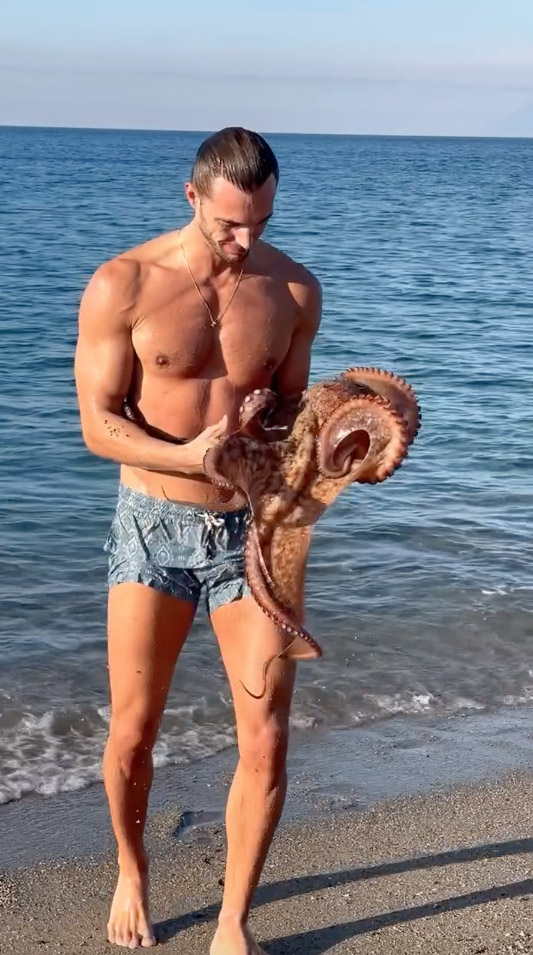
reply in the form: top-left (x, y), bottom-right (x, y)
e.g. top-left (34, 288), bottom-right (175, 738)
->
top-left (1, 126), bottom-right (532, 804)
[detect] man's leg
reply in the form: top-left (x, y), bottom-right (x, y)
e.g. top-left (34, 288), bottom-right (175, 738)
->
top-left (210, 595), bottom-right (296, 955)
top-left (104, 582), bottom-right (196, 949)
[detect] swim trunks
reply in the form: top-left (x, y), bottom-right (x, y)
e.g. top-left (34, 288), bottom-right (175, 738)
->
top-left (104, 485), bottom-right (251, 614)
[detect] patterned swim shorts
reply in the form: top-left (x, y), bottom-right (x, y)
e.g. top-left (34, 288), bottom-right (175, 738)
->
top-left (103, 485), bottom-right (251, 614)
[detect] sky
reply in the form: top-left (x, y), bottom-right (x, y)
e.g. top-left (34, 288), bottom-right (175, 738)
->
top-left (2, 0), bottom-right (533, 136)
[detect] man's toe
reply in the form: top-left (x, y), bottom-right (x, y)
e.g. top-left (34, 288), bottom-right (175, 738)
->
top-left (140, 924), bottom-right (156, 948)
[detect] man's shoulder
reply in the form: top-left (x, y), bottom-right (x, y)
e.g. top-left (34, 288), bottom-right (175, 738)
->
top-left (258, 242), bottom-right (321, 333)
top-left (258, 241), bottom-right (321, 294)
top-left (90, 230), bottom-right (179, 284)
top-left (83, 256), bottom-right (142, 310)
top-left (84, 229), bottom-right (181, 304)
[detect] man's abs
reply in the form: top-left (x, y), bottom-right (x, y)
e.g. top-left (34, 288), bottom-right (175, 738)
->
top-left (121, 373), bottom-right (257, 508)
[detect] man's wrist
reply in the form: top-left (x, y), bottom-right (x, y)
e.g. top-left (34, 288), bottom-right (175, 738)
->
top-left (171, 443), bottom-right (195, 475)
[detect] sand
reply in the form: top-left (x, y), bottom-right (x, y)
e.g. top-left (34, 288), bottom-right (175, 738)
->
top-left (2, 769), bottom-right (533, 954)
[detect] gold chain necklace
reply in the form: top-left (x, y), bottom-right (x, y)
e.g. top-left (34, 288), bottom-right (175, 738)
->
top-left (179, 237), bottom-right (244, 327)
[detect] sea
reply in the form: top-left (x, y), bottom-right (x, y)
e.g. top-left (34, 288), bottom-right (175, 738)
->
top-left (1, 126), bottom-right (532, 807)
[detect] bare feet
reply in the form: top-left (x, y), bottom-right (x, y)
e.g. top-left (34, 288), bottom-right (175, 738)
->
top-left (210, 921), bottom-right (266, 955)
top-left (107, 870), bottom-right (157, 949)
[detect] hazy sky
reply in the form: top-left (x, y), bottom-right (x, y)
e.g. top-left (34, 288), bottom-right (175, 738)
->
top-left (2, 0), bottom-right (533, 135)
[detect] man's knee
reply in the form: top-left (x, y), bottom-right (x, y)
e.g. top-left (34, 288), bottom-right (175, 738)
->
top-left (106, 709), bottom-right (160, 777)
top-left (238, 717), bottom-right (289, 781)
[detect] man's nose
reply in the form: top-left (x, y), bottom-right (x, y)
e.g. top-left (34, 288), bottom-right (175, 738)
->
top-left (234, 228), bottom-right (252, 250)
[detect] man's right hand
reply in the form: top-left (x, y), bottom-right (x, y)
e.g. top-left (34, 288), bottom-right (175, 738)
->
top-left (183, 415), bottom-right (229, 474)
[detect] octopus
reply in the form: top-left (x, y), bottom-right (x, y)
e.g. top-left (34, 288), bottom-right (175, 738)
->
top-left (203, 366), bottom-right (421, 697)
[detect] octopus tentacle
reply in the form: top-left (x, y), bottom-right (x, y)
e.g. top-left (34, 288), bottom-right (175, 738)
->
top-left (237, 388), bottom-right (300, 442)
top-left (241, 528), bottom-right (321, 698)
top-left (244, 531), bottom-right (320, 654)
top-left (247, 518), bottom-right (283, 605)
top-left (341, 367), bottom-right (421, 444)
top-left (237, 389), bottom-right (278, 439)
top-left (317, 393), bottom-right (409, 484)
top-left (262, 523), bottom-right (312, 616)
top-left (203, 447), bottom-right (236, 493)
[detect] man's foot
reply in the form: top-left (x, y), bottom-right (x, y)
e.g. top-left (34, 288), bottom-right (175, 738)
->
top-left (107, 870), bottom-right (157, 948)
top-left (210, 922), bottom-right (266, 955)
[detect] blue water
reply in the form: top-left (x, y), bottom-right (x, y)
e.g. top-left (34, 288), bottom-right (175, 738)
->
top-left (1, 126), bottom-right (532, 803)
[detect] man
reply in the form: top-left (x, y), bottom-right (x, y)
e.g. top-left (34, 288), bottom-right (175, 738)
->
top-left (75, 127), bottom-right (321, 953)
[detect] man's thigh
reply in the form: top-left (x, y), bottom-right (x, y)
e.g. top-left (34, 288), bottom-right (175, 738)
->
top-left (107, 582), bottom-right (196, 728)
top-left (210, 595), bottom-right (296, 729)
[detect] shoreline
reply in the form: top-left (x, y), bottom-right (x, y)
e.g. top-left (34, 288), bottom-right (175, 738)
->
top-left (2, 706), bottom-right (533, 872)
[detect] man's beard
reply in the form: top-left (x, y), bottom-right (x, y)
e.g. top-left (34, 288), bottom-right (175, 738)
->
top-left (198, 220), bottom-right (249, 265)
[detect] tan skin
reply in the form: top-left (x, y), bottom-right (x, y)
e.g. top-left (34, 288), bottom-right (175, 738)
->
top-left (75, 173), bottom-right (321, 952)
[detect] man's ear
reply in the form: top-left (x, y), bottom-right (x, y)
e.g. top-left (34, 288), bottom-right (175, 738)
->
top-left (184, 181), bottom-right (199, 212)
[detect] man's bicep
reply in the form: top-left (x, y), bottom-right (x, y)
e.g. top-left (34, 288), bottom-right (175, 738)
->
top-left (74, 263), bottom-right (135, 421)
top-left (273, 326), bottom-right (315, 398)
top-left (274, 275), bottom-right (322, 398)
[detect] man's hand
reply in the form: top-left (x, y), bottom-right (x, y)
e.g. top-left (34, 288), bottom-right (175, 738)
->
top-left (182, 416), bottom-right (228, 474)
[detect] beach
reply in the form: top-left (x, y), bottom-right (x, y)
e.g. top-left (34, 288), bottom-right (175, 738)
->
top-left (1, 126), bottom-right (532, 950)
top-left (3, 711), bottom-right (533, 953)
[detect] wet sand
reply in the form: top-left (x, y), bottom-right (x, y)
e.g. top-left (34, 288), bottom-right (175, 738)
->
top-left (3, 747), bottom-right (533, 952)
top-left (2, 772), bottom-right (533, 953)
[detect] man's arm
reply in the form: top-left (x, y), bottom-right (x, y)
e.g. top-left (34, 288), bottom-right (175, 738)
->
top-left (272, 269), bottom-right (322, 399)
top-left (74, 259), bottom-right (224, 474)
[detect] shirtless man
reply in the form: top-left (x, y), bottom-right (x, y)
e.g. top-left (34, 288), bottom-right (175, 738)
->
top-left (75, 127), bottom-right (321, 953)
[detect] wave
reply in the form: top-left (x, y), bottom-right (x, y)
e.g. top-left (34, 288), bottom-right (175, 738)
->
top-left (2, 690), bottom-right (530, 805)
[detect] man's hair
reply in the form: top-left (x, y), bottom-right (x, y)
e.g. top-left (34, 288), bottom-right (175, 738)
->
top-left (191, 127), bottom-right (279, 197)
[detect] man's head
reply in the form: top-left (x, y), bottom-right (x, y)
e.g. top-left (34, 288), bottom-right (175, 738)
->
top-left (185, 127), bottom-right (279, 264)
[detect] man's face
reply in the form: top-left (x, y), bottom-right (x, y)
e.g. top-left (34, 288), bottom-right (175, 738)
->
top-left (186, 174), bottom-right (277, 264)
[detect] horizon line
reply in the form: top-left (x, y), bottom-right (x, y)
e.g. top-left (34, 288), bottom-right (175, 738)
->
top-left (1, 123), bottom-right (532, 141)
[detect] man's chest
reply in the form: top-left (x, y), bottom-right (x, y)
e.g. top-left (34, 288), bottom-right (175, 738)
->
top-left (132, 278), bottom-right (296, 386)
